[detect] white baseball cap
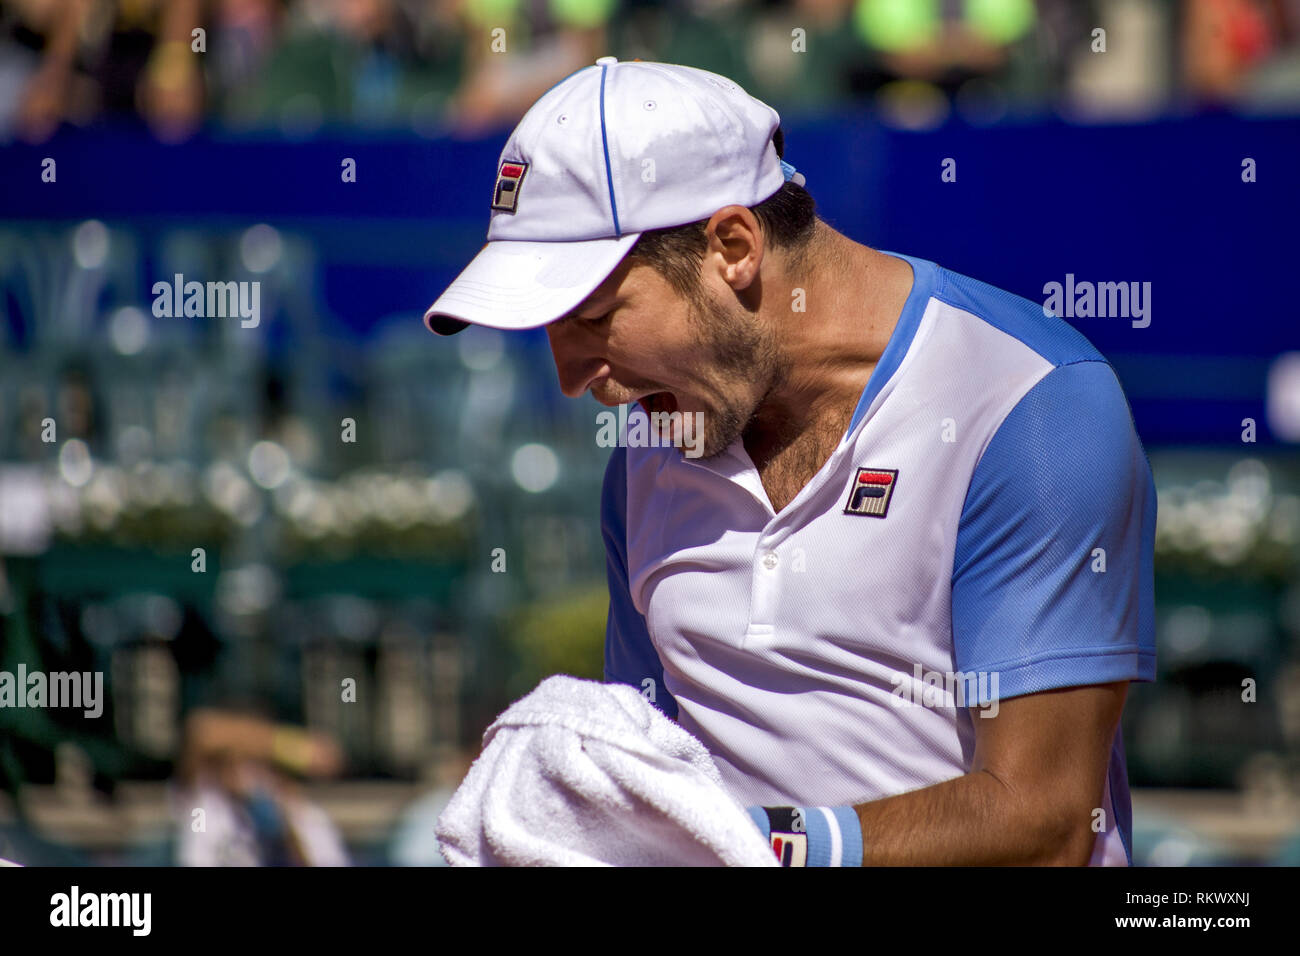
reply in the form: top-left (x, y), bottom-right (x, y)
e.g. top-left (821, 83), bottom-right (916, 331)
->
top-left (423, 56), bottom-right (805, 336)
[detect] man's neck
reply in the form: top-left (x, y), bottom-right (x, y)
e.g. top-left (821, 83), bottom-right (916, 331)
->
top-left (744, 229), bottom-right (914, 457)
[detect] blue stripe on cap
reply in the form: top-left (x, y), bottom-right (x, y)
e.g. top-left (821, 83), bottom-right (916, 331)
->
top-left (780, 159), bottom-right (797, 181)
top-left (598, 65), bottom-right (622, 237)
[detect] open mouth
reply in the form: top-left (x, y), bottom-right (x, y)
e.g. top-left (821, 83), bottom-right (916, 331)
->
top-left (638, 391), bottom-right (679, 415)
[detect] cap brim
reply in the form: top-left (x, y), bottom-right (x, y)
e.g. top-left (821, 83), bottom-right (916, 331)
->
top-left (424, 234), bottom-right (642, 335)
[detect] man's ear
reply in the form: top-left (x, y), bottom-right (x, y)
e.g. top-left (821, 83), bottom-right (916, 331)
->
top-left (705, 205), bottom-right (763, 292)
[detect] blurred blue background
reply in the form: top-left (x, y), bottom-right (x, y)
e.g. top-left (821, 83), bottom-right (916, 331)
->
top-left (1, 0), bottom-right (1299, 867)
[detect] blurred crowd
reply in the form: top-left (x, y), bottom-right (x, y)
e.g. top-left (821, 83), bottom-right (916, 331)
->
top-left (3, 0), bottom-right (1300, 144)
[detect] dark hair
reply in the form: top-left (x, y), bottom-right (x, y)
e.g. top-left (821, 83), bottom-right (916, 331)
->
top-left (627, 129), bottom-right (818, 304)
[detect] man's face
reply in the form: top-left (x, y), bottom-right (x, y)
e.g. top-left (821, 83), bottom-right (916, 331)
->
top-left (545, 255), bottom-right (781, 460)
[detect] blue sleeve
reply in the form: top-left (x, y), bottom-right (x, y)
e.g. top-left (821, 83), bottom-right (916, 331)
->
top-left (951, 360), bottom-right (1156, 700)
top-left (601, 446), bottom-right (679, 719)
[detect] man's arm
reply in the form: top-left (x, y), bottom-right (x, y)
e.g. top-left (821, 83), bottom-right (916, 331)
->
top-left (852, 681), bottom-right (1128, 865)
top-left (855, 359), bottom-right (1153, 866)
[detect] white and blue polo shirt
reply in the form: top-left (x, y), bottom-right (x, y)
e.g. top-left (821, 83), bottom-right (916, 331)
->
top-left (601, 252), bottom-right (1157, 866)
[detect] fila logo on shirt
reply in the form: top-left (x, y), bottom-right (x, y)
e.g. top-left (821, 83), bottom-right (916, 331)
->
top-left (492, 160), bottom-right (529, 212)
top-left (844, 467), bottom-right (899, 518)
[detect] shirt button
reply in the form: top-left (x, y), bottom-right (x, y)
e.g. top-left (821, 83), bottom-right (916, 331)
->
top-left (762, 551), bottom-right (778, 570)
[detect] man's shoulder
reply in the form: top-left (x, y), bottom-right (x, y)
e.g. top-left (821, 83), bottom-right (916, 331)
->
top-left (930, 265), bottom-right (1143, 445)
top-left (924, 259), bottom-right (1109, 372)
top-left (894, 257), bottom-right (1147, 483)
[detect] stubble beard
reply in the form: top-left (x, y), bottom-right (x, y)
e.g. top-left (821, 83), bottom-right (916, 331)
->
top-left (683, 288), bottom-right (786, 461)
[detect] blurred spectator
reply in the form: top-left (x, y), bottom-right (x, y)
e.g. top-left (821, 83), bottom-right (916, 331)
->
top-left (245, 0), bottom-right (458, 133)
top-left (171, 708), bottom-right (349, 865)
top-left (741, 0), bottom-right (865, 114)
top-left (4, 0), bottom-right (99, 142)
top-left (2, 0), bottom-right (212, 142)
top-left (1182, 0), bottom-right (1278, 104)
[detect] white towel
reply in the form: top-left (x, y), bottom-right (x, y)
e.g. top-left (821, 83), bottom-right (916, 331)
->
top-left (436, 674), bottom-right (778, 866)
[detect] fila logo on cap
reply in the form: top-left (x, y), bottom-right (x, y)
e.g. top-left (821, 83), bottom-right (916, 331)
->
top-left (492, 160), bottom-right (529, 212)
top-left (844, 467), bottom-right (899, 518)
